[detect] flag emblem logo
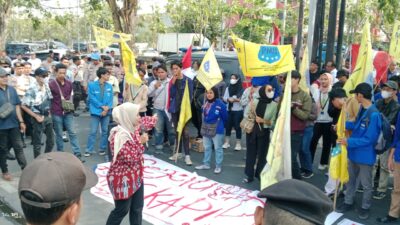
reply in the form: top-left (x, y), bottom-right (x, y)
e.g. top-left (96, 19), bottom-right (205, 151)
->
top-left (113, 33), bottom-right (121, 39)
top-left (204, 61), bottom-right (210, 73)
top-left (258, 46), bottom-right (281, 64)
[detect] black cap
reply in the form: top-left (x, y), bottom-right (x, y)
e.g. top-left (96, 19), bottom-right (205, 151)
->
top-left (258, 179), bottom-right (333, 225)
top-left (349, 82), bottom-right (372, 96)
top-left (0, 58), bottom-right (11, 66)
top-left (34, 67), bottom-right (49, 77)
top-left (329, 88), bottom-right (347, 100)
top-left (14, 62), bottom-right (23, 68)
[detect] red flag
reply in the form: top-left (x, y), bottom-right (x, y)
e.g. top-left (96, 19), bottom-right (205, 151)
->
top-left (350, 44), bottom-right (360, 73)
top-left (181, 45), bottom-right (194, 79)
top-left (374, 51), bottom-right (392, 84)
top-left (272, 24), bottom-right (281, 45)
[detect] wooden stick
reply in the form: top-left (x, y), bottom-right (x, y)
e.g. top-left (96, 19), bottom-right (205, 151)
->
top-left (174, 134), bottom-right (181, 164)
top-left (333, 179), bottom-right (340, 211)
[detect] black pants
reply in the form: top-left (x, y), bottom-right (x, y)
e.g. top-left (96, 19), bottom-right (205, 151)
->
top-left (291, 132), bottom-right (303, 180)
top-left (31, 116), bottom-right (54, 158)
top-left (191, 103), bottom-right (202, 137)
top-left (171, 112), bottom-right (190, 155)
top-left (0, 127), bottom-right (27, 173)
top-left (310, 122), bottom-right (333, 166)
top-left (245, 129), bottom-right (270, 180)
top-left (106, 184), bottom-right (144, 225)
top-left (226, 110), bottom-right (243, 139)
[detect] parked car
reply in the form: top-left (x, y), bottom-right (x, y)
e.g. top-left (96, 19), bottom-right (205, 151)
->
top-left (5, 42), bottom-right (46, 60)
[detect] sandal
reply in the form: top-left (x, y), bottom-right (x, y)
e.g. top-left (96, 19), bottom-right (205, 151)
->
top-left (242, 177), bottom-right (254, 183)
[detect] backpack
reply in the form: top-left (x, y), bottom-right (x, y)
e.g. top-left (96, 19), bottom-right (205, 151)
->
top-left (365, 108), bottom-right (392, 154)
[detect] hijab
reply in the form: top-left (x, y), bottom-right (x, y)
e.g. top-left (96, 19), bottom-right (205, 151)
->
top-left (255, 85), bottom-right (272, 117)
top-left (228, 74), bottom-right (243, 110)
top-left (319, 73), bottom-right (333, 93)
top-left (207, 87), bottom-right (219, 103)
top-left (109, 102), bottom-right (140, 162)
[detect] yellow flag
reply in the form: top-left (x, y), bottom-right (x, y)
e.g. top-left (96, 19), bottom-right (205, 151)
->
top-left (329, 108), bottom-right (349, 184)
top-left (299, 46), bottom-right (309, 92)
top-left (389, 20), bottom-right (400, 60)
top-left (120, 41), bottom-right (142, 86)
top-left (92, 26), bottom-right (132, 49)
top-left (231, 33), bottom-right (295, 77)
top-left (260, 72), bottom-right (292, 190)
top-left (197, 48), bottom-right (223, 91)
top-left (343, 21), bottom-right (373, 95)
top-left (176, 80), bottom-right (192, 144)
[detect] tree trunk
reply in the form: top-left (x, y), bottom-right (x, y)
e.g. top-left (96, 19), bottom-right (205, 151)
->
top-left (326, 0), bottom-right (338, 63)
top-left (106, 0), bottom-right (124, 32)
top-left (295, 0), bottom-right (304, 69)
top-left (0, 1), bottom-right (12, 50)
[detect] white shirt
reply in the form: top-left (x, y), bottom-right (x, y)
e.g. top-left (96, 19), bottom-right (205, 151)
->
top-left (28, 58), bottom-right (42, 70)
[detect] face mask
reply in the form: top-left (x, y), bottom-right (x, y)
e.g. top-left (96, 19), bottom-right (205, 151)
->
top-left (230, 79), bottom-right (238, 85)
top-left (381, 90), bottom-right (392, 99)
top-left (266, 91), bottom-right (274, 99)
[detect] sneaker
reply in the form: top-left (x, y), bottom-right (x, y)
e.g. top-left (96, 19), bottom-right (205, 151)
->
top-left (185, 155), bottom-right (192, 166)
top-left (2, 173), bottom-right (12, 181)
top-left (234, 142), bottom-right (242, 151)
top-left (169, 153), bottom-right (183, 161)
top-left (356, 188), bottom-right (364, 193)
top-left (336, 203), bottom-right (353, 213)
top-left (195, 164), bottom-right (211, 170)
top-left (6, 152), bottom-right (16, 160)
top-left (73, 112), bottom-right (80, 117)
top-left (376, 215), bottom-right (398, 223)
top-left (62, 132), bottom-right (69, 142)
top-left (301, 171), bottom-right (314, 179)
top-left (99, 151), bottom-right (106, 156)
top-left (214, 167), bottom-right (222, 174)
top-left (84, 152), bottom-right (92, 157)
top-left (358, 208), bottom-right (370, 220)
top-left (373, 191), bottom-right (386, 200)
top-left (222, 142), bottom-right (230, 149)
top-left (318, 164), bottom-right (328, 170)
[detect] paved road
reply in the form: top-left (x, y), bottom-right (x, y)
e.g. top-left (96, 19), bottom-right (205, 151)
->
top-left (0, 110), bottom-right (392, 225)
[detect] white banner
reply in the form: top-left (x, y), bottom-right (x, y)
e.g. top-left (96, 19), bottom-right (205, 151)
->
top-left (91, 154), bottom-right (264, 225)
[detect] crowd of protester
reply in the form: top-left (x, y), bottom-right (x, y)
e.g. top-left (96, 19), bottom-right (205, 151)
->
top-left (1, 48), bottom-right (400, 224)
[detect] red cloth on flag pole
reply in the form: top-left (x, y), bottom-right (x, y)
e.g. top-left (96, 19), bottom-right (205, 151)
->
top-left (374, 51), bottom-right (392, 84)
top-left (272, 24), bottom-right (281, 45)
top-left (181, 45), bottom-right (194, 79)
top-left (350, 44), bottom-right (360, 73)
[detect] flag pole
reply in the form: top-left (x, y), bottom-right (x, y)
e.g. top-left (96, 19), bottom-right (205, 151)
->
top-left (174, 135), bottom-right (181, 164)
top-left (333, 179), bottom-right (340, 210)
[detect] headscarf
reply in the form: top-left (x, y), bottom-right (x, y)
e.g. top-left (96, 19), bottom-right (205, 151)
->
top-left (255, 85), bottom-right (272, 117)
top-left (109, 102), bottom-right (140, 162)
top-left (319, 73), bottom-right (333, 93)
top-left (228, 74), bottom-right (243, 110)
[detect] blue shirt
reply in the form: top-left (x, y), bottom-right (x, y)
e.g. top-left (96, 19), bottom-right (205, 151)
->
top-left (202, 99), bottom-right (228, 135)
top-left (346, 104), bottom-right (381, 165)
top-left (391, 112), bottom-right (400, 163)
top-left (0, 86), bottom-right (21, 130)
top-left (88, 80), bottom-right (113, 116)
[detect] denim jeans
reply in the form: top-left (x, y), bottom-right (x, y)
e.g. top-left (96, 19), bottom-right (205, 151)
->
top-left (31, 116), bottom-right (54, 158)
top-left (291, 132), bottom-right (303, 180)
top-left (202, 134), bottom-right (224, 168)
top-left (300, 126), bottom-right (314, 173)
top-left (52, 113), bottom-right (82, 156)
top-left (225, 110), bottom-right (243, 139)
top-left (0, 127), bottom-right (27, 173)
top-left (153, 109), bottom-right (176, 149)
top-left (86, 115), bottom-right (110, 153)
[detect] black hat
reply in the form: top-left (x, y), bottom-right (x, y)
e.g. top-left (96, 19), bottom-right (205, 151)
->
top-left (329, 88), bottom-right (347, 100)
top-left (349, 82), bottom-right (372, 96)
top-left (34, 67), bottom-right (49, 77)
top-left (258, 179), bottom-right (333, 225)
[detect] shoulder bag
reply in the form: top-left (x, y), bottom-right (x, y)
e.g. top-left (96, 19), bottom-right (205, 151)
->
top-left (0, 88), bottom-right (14, 119)
top-left (55, 81), bottom-right (74, 113)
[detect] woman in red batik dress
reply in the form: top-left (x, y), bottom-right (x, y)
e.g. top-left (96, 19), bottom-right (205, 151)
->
top-left (106, 102), bottom-right (157, 225)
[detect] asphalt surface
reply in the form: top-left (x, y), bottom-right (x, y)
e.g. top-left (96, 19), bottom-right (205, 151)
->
top-left (0, 109), bottom-right (393, 225)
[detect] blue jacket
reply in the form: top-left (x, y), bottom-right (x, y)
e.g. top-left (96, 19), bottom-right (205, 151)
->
top-left (391, 112), bottom-right (400, 163)
top-left (168, 76), bottom-right (193, 114)
top-left (88, 80), bottom-right (113, 116)
top-left (202, 99), bottom-right (228, 135)
top-left (346, 104), bottom-right (381, 165)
